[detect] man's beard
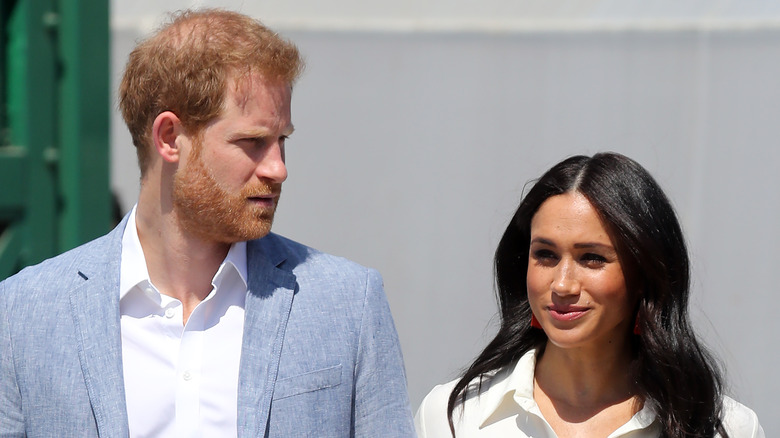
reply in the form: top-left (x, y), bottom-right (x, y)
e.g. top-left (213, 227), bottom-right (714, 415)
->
top-left (172, 152), bottom-right (281, 244)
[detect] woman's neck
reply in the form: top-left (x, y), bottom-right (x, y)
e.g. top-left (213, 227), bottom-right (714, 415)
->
top-left (532, 340), bottom-right (642, 437)
top-left (534, 339), bottom-right (637, 411)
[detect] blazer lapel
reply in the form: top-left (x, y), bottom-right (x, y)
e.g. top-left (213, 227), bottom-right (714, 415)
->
top-left (68, 221), bottom-right (130, 436)
top-left (237, 236), bottom-right (296, 438)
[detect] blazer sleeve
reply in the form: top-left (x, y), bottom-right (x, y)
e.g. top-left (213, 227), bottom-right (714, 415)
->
top-left (0, 281), bottom-right (25, 437)
top-left (352, 268), bottom-right (416, 437)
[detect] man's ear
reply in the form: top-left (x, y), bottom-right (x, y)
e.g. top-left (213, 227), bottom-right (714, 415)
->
top-left (152, 111), bottom-right (184, 163)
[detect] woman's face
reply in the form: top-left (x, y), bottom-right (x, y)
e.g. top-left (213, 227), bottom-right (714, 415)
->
top-left (527, 192), bottom-right (636, 352)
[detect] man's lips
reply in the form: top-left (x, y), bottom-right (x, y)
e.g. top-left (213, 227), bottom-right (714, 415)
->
top-left (547, 305), bottom-right (590, 322)
top-left (247, 194), bottom-right (279, 206)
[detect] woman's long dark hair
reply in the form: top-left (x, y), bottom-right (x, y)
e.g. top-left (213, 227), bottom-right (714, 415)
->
top-left (447, 153), bottom-right (727, 437)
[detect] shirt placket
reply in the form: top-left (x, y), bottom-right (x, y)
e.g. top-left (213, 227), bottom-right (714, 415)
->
top-left (174, 298), bottom-right (206, 438)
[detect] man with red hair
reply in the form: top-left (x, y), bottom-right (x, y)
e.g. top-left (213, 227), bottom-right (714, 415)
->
top-left (0, 9), bottom-right (414, 437)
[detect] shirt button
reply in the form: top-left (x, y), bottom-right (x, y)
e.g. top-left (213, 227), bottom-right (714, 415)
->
top-left (182, 371), bottom-right (192, 381)
top-left (164, 308), bottom-right (175, 318)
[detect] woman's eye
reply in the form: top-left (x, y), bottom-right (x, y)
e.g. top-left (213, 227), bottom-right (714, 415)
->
top-left (581, 253), bottom-right (607, 266)
top-left (532, 249), bottom-right (558, 265)
top-left (535, 249), bottom-right (554, 258)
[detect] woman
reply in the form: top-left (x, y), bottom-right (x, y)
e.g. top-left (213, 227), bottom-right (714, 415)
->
top-left (415, 153), bottom-right (764, 437)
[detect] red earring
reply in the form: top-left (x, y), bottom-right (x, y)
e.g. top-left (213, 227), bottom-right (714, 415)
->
top-left (633, 314), bottom-right (641, 335)
top-left (531, 314), bottom-right (542, 329)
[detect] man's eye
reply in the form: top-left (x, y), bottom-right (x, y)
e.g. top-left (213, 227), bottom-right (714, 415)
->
top-left (238, 138), bottom-right (262, 147)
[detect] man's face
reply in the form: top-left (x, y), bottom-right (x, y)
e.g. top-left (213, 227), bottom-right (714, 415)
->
top-left (172, 74), bottom-right (293, 243)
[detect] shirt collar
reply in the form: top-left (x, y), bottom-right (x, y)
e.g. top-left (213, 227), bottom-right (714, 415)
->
top-left (120, 205), bottom-right (150, 301)
top-left (119, 205), bottom-right (249, 301)
top-left (216, 239), bottom-right (248, 290)
top-left (477, 349), bottom-right (658, 433)
top-left (477, 349), bottom-right (538, 428)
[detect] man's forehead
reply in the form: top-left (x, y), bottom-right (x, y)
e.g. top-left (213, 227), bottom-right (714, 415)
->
top-left (203, 74), bottom-right (293, 135)
top-left (227, 71), bottom-right (292, 107)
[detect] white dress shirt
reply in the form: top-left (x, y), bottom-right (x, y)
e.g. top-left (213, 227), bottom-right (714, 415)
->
top-left (415, 349), bottom-right (765, 437)
top-left (119, 206), bottom-right (248, 437)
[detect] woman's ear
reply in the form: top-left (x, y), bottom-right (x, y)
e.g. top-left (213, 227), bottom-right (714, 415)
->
top-left (152, 111), bottom-right (183, 163)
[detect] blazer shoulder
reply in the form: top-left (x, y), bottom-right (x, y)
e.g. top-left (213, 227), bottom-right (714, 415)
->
top-left (258, 232), bottom-right (377, 278)
top-left (253, 233), bottom-right (384, 311)
top-left (1, 220), bottom-right (125, 296)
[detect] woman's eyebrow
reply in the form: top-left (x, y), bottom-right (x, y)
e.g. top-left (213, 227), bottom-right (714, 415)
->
top-left (530, 238), bottom-right (615, 251)
top-left (573, 242), bottom-right (614, 250)
top-left (530, 237), bottom-right (556, 247)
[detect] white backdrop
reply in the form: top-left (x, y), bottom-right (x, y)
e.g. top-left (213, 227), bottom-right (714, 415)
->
top-left (111, 2), bottom-right (779, 434)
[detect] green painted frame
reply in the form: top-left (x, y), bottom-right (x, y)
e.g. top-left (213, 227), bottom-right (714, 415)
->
top-left (0, 0), bottom-right (109, 279)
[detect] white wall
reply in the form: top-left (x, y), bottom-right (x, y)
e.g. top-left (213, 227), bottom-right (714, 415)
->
top-left (111, 2), bottom-right (779, 434)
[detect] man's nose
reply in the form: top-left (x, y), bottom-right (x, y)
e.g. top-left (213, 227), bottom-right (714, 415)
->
top-left (255, 141), bottom-right (287, 183)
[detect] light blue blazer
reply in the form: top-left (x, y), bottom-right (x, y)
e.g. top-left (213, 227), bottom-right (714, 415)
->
top-left (0, 216), bottom-right (415, 437)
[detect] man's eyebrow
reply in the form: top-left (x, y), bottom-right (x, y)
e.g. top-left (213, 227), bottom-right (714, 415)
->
top-left (231, 124), bottom-right (295, 139)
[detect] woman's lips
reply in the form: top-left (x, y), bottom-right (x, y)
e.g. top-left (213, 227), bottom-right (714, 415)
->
top-left (547, 306), bottom-right (590, 322)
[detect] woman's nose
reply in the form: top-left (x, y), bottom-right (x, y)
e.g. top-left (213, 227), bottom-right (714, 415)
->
top-left (551, 259), bottom-right (580, 297)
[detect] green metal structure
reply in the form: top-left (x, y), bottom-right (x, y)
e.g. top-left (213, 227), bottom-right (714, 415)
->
top-left (0, 0), bottom-right (110, 280)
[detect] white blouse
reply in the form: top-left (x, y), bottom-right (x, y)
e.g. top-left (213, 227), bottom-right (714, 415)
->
top-left (415, 350), bottom-right (764, 438)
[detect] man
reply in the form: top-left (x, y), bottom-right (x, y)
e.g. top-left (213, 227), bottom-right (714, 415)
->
top-left (0, 9), bottom-right (414, 437)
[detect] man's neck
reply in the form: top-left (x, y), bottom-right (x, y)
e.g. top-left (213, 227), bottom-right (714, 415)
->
top-left (134, 200), bottom-right (231, 324)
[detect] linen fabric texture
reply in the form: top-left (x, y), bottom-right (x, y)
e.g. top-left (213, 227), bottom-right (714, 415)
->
top-left (0, 215), bottom-right (415, 437)
top-left (415, 349), bottom-right (764, 438)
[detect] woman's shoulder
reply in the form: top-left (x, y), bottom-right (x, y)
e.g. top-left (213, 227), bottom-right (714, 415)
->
top-left (721, 396), bottom-right (765, 438)
top-left (415, 351), bottom-right (538, 437)
top-left (415, 379), bottom-right (460, 438)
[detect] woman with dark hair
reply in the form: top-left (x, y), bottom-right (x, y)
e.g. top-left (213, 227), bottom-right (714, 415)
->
top-left (415, 153), bottom-right (764, 437)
